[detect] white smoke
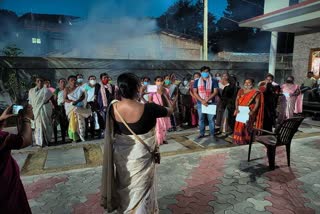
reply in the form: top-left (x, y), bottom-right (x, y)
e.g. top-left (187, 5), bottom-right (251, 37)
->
top-left (63, 1), bottom-right (169, 59)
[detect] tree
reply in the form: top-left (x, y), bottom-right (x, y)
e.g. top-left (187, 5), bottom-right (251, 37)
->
top-left (215, 0), bottom-right (268, 52)
top-left (1, 44), bottom-right (23, 56)
top-left (1, 44), bottom-right (24, 102)
top-left (157, 0), bottom-right (217, 39)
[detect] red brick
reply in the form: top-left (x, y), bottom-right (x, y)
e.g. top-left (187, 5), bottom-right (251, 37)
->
top-left (25, 177), bottom-right (68, 200)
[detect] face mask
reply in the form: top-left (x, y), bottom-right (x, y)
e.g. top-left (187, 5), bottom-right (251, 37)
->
top-left (194, 77), bottom-right (199, 81)
top-left (164, 80), bottom-right (171, 85)
top-left (201, 72), bottom-right (209, 78)
top-left (143, 81), bottom-right (149, 86)
top-left (109, 80), bottom-right (113, 84)
top-left (102, 79), bottom-right (109, 85)
top-left (183, 80), bottom-right (188, 85)
top-left (89, 80), bottom-right (96, 85)
top-left (77, 78), bottom-right (83, 83)
top-left (286, 80), bottom-right (293, 83)
top-left (216, 77), bottom-right (221, 81)
top-left (244, 85), bottom-right (252, 89)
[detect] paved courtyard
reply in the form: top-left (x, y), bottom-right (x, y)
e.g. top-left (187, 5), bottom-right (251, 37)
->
top-left (21, 136), bottom-right (320, 214)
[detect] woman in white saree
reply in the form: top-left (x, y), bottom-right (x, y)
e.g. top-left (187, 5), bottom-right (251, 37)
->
top-left (64, 75), bottom-right (91, 142)
top-left (101, 73), bottom-right (174, 214)
top-left (28, 77), bottom-right (55, 147)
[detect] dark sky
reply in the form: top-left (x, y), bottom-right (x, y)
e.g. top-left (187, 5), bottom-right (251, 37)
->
top-left (0, 0), bottom-right (227, 18)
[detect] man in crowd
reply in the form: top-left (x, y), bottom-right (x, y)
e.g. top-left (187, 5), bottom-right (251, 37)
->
top-left (301, 71), bottom-right (317, 101)
top-left (84, 75), bottom-right (99, 139)
top-left (193, 66), bottom-right (219, 139)
top-left (96, 73), bottom-right (117, 138)
top-left (53, 78), bottom-right (68, 144)
top-left (178, 74), bottom-right (193, 127)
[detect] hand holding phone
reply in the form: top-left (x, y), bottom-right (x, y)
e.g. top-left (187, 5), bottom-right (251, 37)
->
top-left (12, 105), bottom-right (24, 115)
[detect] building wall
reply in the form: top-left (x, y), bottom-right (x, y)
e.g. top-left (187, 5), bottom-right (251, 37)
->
top-left (293, 31), bottom-right (320, 83)
top-left (264, 0), bottom-right (290, 13)
top-left (51, 32), bottom-right (202, 60)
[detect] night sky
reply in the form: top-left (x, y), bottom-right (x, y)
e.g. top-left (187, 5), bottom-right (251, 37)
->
top-left (0, 0), bottom-right (227, 18)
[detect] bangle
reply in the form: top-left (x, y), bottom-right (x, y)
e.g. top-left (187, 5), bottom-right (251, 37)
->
top-left (22, 118), bottom-right (31, 123)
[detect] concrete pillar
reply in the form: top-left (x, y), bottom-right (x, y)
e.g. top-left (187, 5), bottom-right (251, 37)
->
top-left (268, 31), bottom-right (278, 75)
top-left (203, 0), bottom-right (208, 61)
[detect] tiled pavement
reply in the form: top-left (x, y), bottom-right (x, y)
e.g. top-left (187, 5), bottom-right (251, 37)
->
top-left (21, 136), bottom-right (320, 214)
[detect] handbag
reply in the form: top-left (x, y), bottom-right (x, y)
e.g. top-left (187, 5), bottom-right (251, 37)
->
top-left (113, 103), bottom-right (161, 164)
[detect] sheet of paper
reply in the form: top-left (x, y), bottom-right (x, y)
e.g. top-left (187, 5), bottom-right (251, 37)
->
top-left (283, 92), bottom-right (290, 98)
top-left (201, 104), bottom-right (217, 115)
top-left (147, 85), bottom-right (158, 93)
top-left (236, 106), bottom-right (250, 123)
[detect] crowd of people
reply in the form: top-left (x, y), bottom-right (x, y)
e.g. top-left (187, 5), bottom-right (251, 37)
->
top-left (1, 68), bottom-right (319, 213)
top-left (22, 67), bottom-right (320, 147)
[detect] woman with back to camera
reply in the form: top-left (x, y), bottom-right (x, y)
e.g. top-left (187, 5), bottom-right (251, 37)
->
top-left (0, 105), bottom-right (34, 213)
top-left (101, 73), bottom-right (174, 214)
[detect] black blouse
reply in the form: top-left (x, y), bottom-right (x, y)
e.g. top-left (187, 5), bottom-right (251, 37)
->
top-left (112, 103), bottom-right (168, 135)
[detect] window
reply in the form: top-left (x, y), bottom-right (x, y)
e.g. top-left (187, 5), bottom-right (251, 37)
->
top-left (32, 38), bottom-right (41, 44)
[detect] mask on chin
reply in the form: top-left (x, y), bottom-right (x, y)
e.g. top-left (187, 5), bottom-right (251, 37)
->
top-left (286, 80), bottom-right (293, 83)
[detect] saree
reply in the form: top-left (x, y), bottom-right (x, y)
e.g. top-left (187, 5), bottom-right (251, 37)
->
top-left (149, 90), bottom-right (171, 145)
top-left (101, 101), bottom-right (159, 214)
top-left (233, 89), bottom-right (264, 145)
top-left (65, 87), bottom-right (91, 142)
top-left (279, 84), bottom-right (301, 123)
top-left (220, 84), bottom-right (239, 134)
top-left (216, 83), bottom-right (228, 129)
top-left (28, 87), bottom-right (53, 146)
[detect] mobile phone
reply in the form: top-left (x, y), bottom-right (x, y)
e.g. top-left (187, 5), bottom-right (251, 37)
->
top-left (147, 85), bottom-right (158, 93)
top-left (12, 105), bottom-right (24, 115)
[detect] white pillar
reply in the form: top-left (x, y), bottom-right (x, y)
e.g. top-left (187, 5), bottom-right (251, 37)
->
top-left (203, 0), bottom-right (208, 61)
top-left (268, 31), bottom-right (278, 75)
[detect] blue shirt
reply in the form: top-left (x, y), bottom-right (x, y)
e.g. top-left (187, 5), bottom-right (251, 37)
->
top-left (193, 78), bottom-right (219, 104)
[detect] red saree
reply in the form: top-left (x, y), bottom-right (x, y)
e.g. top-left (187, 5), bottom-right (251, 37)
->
top-left (233, 89), bottom-right (264, 145)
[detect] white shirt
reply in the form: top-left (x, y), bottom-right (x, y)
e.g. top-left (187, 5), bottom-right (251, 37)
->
top-left (84, 84), bottom-right (96, 102)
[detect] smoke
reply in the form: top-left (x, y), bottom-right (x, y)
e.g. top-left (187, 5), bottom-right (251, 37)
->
top-left (62, 1), bottom-right (171, 59)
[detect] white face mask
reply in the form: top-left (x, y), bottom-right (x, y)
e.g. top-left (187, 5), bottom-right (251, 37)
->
top-left (77, 78), bottom-right (83, 83)
top-left (216, 77), bottom-right (221, 81)
top-left (244, 85), bottom-right (253, 89)
top-left (183, 80), bottom-right (188, 85)
top-left (89, 80), bottom-right (96, 85)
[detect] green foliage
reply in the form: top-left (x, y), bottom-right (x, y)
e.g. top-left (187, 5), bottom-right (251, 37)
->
top-left (157, 0), bottom-right (216, 39)
top-left (1, 44), bottom-right (23, 57)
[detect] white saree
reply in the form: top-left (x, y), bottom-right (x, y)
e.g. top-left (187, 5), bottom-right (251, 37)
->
top-left (64, 86), bottom-right (90, 142)
top-left (28, 87), bottom-right (53, 146)
top-left (101, 102), bottom-right (159, 214)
